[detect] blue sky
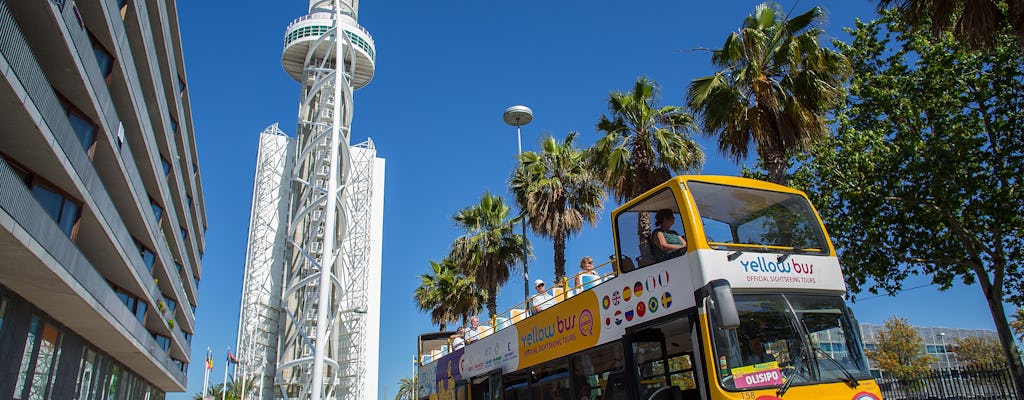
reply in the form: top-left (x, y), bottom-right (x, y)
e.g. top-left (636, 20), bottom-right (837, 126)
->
top-left (172, 1), bottom-right (1010, 399)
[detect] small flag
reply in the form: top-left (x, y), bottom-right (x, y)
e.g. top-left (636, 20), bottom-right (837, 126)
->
top-left (206, 348), bottom-right (213, 370)
top-left (227, 350), bottom-right (239, 364)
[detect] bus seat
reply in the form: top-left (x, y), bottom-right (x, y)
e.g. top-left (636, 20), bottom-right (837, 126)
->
top-left (495, 317), bottom-right (510, 330)
top-left (510, 308), bottom-right (526, 323)
top-left (603, 371), bottom-right (628, 400)
top-left (618, 256), bottom-right (635, 273)
top-left (552, 286), bottom-right (564, 302)
top-left (648, 386), bottom-right (682, 400)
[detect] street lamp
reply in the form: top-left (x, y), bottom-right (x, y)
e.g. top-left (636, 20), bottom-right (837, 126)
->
top-left (503, 105), bottom-right (533, 303)
top-left (938, 332), bottom-right (950, 370)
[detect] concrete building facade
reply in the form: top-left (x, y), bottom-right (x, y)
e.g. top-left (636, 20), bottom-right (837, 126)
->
top-left (0, 0), bottom-right (205, 398)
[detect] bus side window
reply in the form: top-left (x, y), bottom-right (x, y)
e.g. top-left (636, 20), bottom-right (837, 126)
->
top-left (614, 188), bottom-right (687, 270)
top-left (504, 371), bottom-right (530, 400)
top-left (572, 342), bottom-right (625, 400)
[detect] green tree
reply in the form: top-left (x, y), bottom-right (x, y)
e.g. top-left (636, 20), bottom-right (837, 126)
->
top-left (510, 132), bottom-right (605, 281)
top-left (866, 317), bottom-right (937, 379)
top-left (954, 336), bottom-right (1007, 368)
top-left (799, 11), bottom-right (1024, 396)
top-left (451, 192), bottom-right (529, 318)
top-left (687, 2), bottom-right (849, 185)
top-left (396, 376), bottom-right (416, 400)
top-left (413, 258), bottom-right (485, 330)
top-left (875, 0), bottom-right (1024, 50)
top-left (590, 77), bottom-right (703, 247)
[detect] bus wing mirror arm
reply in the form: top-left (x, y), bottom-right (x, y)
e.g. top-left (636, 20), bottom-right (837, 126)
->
top-left (711, 280), bottom-right (740, 330)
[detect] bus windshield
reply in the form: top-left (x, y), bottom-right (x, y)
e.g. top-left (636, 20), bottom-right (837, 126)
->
top-left (687, 181), bottom-right (828, 253)
top-left (708, 294), bottom-right (873, 391)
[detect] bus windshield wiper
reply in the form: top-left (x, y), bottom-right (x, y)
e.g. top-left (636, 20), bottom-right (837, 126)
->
top-left (727, 250), bottom-right (744, 261)
top-left (777, 343), bottom-right (810, 397)
top-left (812, 345), bottom-right (859, 388)
top-left (777, 247), bottom-right (818, 263)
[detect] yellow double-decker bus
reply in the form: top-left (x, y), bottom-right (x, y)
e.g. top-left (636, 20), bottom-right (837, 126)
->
top-left (416, 176), bottom-right (882, 400)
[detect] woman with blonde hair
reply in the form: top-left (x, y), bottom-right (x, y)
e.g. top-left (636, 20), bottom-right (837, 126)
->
top-left (574, 256), bottom-right (601, 291)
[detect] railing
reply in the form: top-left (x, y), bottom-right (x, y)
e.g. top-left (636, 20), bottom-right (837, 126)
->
top-left (419, 257), bottom-right (619, 364)
top-left (877, 364), bottom-right (1019, 400)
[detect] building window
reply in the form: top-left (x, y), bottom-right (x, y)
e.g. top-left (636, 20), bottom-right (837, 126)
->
top-left (67, 107), bottom-right (97, 156)
top-left (89, 33), bottom-right (114, 81)
top-left (183, 331), bottom-right (192, 345)
top-left (171, 358), bottom-right (186, 373)
top-left (0, 295), bottom-right (7, 332)
top-left (118, 0), bottom-right (129, 20)
top-left (151, 333), bottom-right (171, 352)
top-left (149, 198), bottom-right (163, 222)
top-left (30, 183), bottom-right (82, 238)
top-left (169, 117), bottom-right (178, 135)
top-left (162, 296), bottom-right (177, 314)
top-left (134, 240), bottom-right (156, 273)
top-left (160, 157), bottom-right (171, 177)
top-left (14, 316), bottom-right (64, 400)
top-left (76, 348), bottom-right (98, 400)
top-left (114, 286), bottom-right (148, 323)
top-left (177, 76), bottom-right (185, 93)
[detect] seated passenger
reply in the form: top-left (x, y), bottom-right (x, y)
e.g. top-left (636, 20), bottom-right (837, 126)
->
top-left (651, 208), bottom-right (686, 261)
top-left (464, 316), bottom-right (480, 342)
top-left (531, 279), bottom-right (553, 314)
top-left (451, 327), bottom-right (466, 350)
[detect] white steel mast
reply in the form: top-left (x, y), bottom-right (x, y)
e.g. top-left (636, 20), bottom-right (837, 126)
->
top-left (275, 0), bottom-right (376, 399)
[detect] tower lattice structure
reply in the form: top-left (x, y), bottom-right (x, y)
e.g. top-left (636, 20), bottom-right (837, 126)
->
top-left (235, 0), bottom-right (377, 399)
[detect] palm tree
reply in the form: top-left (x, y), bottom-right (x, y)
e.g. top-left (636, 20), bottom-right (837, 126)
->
top-left (875, 0), bottom-right (1024, 50)
top-left (451, 192), bottom-right (529, 318)
top-left (396, 377), bottom-right (416, 400)
top-left (193, 379), bottom-right (254, 400)
top-left (687, 2), bottom-right (849, 185)
top-left (510, 132), bottom-right (605, 281)
top-left (590, 77), bottom-right (704, 250)
top-left (591, 76), bottom-right (704, 203)
top-left (413, 258), bottom-right (484, 330)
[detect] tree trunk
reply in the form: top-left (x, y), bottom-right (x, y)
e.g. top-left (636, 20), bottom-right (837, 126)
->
top-left (554, 231), bottom-right (566, 282)
top-left (764, 150), bottom-right (788, 186)
top-left (981, 280), bottom-right (1024, 398)
top-left (487, 285), bottom-right (498, 320)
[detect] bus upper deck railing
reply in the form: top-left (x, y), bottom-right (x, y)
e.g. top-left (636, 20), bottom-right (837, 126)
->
top-left (419, 257), bottom-right (618, 364)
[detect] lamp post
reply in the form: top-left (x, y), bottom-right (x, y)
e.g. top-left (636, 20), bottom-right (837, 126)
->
top-left (503, 105), bottom-right (533, 303)
top-left (938, 332), bottom-right (950, 369)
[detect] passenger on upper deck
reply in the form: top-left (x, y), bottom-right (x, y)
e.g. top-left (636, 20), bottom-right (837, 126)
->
top-left (574, 256), bottom-right (600, 291)
top-left (531, 279), bottom-right (553, 314)
top-left (464, 316), bottom-right (480, 342)
top-left (451, 327), bottom-right (466, 350)
top-left (651, 209), bottom-right (686, 261)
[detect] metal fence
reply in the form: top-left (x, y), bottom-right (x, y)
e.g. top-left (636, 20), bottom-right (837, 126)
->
top-left (877, 364), bottom-right (1019, 400)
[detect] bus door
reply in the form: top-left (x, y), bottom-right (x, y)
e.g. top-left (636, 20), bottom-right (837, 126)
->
top-left (625, 314), bottom-right (702, 400)
top-left (471, 369), bottom-right (503, 400)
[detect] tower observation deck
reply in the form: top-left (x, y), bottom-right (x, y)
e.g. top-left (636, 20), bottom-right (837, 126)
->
top-left (282, 0), bottom-right (375, 88)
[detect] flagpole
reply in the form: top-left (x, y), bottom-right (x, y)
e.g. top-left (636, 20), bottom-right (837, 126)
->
top-left (203, 347), bottom-right (211, 399)
top-left (222, 347), bottom-right (230, 400)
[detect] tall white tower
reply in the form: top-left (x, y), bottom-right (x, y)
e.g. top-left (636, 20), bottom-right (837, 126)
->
top-left (236, 1), bottom-right (381, 400)
top-left (278, 0), bottom-right (377, 398)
